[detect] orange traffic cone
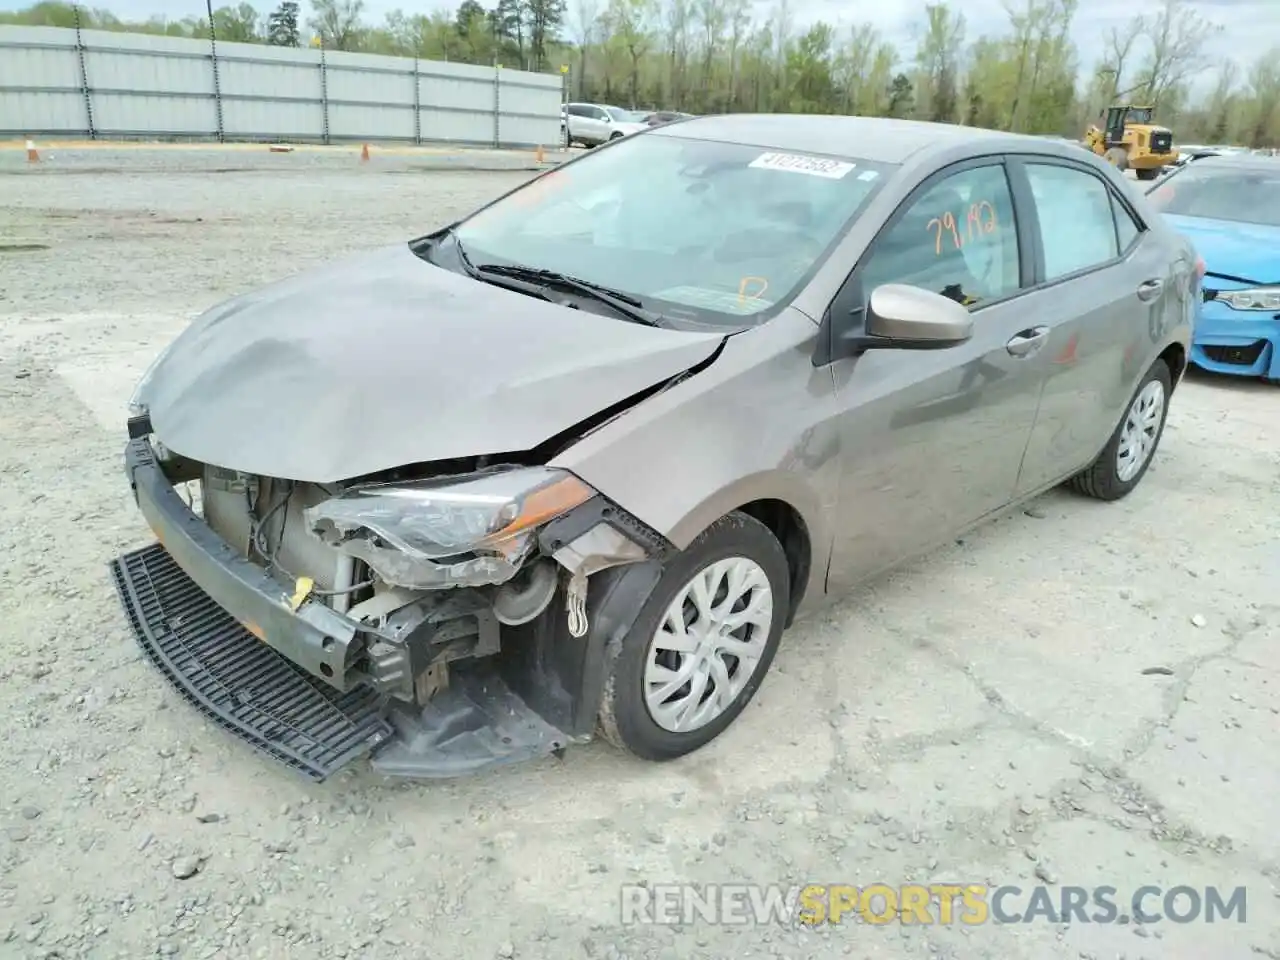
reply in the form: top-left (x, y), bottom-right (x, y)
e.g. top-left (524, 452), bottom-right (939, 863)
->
top-left (360, 143), bottom-right (370, 163)
top-left (535, 144), bottom-right (545, 163)
top-left (26, 138), bottom-right (39, 163)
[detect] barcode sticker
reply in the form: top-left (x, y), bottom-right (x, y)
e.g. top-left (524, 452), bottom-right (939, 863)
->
top-left (748, 152), bottom-right (856, 179)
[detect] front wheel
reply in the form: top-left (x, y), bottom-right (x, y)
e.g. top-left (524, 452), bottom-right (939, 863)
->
top-left (1136, 168), bottom-right (1160, 181)
top-left (598, 511), bottom-right (790, 761)
top-left (1067, 358), bottom-right (1172, 501)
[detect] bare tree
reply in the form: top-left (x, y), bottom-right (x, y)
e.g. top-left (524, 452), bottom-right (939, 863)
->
top-left (834, 23), bottom-right (881, 114)
top-left (913, 2), bottom-right (966, 122)
top-left (308, 0), bottom-right (365, 50)
top-left (572, 0), bottom-right (601, 97)
top-left (663, 0), bottom-right (693, 106)
top-left (605, 0), bottom-right (657, 106)
top-left (1247, 49), bottom-right (1280, 147)
top-left (769, 0), bottom-right (792, 97)
top-left (725, 0), bottom-right (751, 107)
top-left (696, 0), bottom-right (728, 103)
top-left (1098, 16), bottom-right (1144, 104)
top-left (1134, 0), bottom-right (1220, 110)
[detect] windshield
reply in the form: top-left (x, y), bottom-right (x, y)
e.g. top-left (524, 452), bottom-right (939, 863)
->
top-left (604, 106), bottom-right (637, 122)
top-left (452, 134), bottom-right (893, 325)
top-left (1147, 164), bottom-right (1280, 227)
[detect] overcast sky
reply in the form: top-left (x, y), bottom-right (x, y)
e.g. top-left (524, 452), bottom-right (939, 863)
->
top-left (1, 0), bottom-right (1271, 91)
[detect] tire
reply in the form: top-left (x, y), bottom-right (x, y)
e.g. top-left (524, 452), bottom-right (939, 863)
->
top-left (1136, 168), bottom-right (1160, 181)
top-left (597, 511), bottom-right (790, 761)
top-left (1067, 359), bottom-right (1172, 501)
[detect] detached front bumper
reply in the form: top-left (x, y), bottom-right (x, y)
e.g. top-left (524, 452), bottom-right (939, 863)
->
top-left (112, 434), bottom-right (580, 781)
top-left (112, 541), bottom-right (393, 780)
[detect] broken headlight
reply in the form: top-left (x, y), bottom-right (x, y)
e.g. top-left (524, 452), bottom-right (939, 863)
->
top-left (304, 466), bottom-right (596, 590)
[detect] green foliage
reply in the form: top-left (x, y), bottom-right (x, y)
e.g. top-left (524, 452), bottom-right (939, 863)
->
top-left (2, 0), bottom-right (1276, 145)
top-left (266, 1), bottom-right (299, 46)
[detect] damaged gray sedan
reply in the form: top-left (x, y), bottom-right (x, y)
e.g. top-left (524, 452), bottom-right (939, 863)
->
top-left (114, 114), bottom-right (1195, 781)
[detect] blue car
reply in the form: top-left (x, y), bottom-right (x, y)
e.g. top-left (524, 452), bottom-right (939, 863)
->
top-left (1145, 153), bottom-right (1280, 382)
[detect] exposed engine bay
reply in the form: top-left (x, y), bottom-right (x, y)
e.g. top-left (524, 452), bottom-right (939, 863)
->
top-left (186, 454), bottom-right (668, 708)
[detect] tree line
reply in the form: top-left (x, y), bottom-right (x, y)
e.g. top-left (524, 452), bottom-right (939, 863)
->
top-left (5, 0), bottom-right (1278, 146)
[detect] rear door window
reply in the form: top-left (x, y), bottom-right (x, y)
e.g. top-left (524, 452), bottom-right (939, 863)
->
top-left (1024, 163), bottom-right (1120, 279)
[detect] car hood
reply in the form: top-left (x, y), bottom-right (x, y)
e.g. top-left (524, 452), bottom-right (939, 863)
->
top-left (1163, 214), bottom-right (1280, 283)
top-left (614, 123), bottom-right (647, 135)
top-left (140, 243), bottom-right (725, 483)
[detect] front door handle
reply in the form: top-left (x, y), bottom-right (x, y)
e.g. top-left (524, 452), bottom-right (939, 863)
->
top-left (1006, 326), bottom-right (1049, 358)
top-left (1137, 278), bottom-right (1165, 302)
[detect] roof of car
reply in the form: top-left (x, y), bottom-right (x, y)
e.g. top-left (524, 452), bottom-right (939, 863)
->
top-left (1187, 152), bottom-right (1280, 172)
top-left (650, 114), bottom-right (1054, 164)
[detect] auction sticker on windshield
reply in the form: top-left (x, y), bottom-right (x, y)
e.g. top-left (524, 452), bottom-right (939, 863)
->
top-left (748, 152), bottom-right (856, 179)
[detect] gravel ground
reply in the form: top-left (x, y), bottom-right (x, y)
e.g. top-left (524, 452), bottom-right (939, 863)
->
top-left (1, 148), bottom-right (1278, 960)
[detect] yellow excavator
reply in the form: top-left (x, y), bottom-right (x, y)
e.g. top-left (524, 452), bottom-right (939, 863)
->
top-left (1084, 104), bottom-right (1177, 180)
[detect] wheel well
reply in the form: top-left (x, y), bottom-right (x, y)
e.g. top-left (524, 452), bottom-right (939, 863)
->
top-left (737, 499), bottom-right (811, 627)
top-left (1159, 342), bottom-right (1186, 388)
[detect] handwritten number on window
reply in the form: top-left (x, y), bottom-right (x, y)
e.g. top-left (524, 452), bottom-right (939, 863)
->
top-left (927, 201), bottom-right (998, 255)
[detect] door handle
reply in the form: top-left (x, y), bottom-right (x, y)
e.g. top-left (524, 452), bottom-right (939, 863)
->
top-left (1006, 326), bottom-right (1049, 358)
top-left (1137, 278), bottom-right (1165, 302)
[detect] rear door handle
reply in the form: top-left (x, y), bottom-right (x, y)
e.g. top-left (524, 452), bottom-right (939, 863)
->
top-left (1137, 278), bottom-right (1165, 302)
top-left (1006, 326), bottom-right (1050, 358)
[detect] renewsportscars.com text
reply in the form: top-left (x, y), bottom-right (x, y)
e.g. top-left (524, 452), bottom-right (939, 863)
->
top-left (619, 883), bottom-right (1248, 927)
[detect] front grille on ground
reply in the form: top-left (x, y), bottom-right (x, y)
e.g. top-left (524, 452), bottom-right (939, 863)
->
top-left (1201, 342), bottom-right (1267, 367)
top-left (110, 543), bottom-right (392, 781)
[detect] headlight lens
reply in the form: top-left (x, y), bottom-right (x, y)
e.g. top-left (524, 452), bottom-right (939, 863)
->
top-left (1214, 287), bottom-right (1280, 311)
top-left (304, 467), bottom-right (596, 588)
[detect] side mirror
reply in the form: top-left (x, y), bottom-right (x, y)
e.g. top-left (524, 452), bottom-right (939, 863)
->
top-left (814, 283), bottom-right (974, 366)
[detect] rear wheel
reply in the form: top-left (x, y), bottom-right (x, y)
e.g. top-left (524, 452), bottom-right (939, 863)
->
top-left (598, 511), bottom-right (789, 761)
top-left (1067, 359), bottom-right (1172, 501)
top-left (1136, 168), bottom-right (1160, 181)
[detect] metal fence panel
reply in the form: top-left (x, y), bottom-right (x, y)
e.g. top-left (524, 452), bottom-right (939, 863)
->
top-left (0, 24), bottom-right (562, 147)
top-left (0, 91), bottom-right (84, 134)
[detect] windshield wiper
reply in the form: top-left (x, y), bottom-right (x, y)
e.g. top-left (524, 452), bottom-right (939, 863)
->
top-left (450, 234), bottom-right (557, 303)
top-left (450, 233), bottom-right (662, 327)
top-left (473, 263), bottom-right (662, 327)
